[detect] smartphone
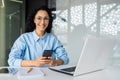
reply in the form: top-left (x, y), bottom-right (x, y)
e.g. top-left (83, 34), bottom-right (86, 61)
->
top-left (0, 68), bottom-right (18, 74)
top-left (0, 68), bottom-right (9, 73)
top-left (42, 50), bottom-right (53, 59)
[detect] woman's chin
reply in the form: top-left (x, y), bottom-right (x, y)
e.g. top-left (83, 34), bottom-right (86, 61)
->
top-left (40, 29), bottom-right (46, 32)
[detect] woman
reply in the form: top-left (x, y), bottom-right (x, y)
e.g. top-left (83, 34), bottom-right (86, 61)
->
top-left (8, 6), bottom-right (69, 67)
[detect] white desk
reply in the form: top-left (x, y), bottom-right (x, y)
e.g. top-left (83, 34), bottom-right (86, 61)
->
top-left (40, 66), bottom-right (120, 80)
top-left (0, 65), bottom-right (120, 80)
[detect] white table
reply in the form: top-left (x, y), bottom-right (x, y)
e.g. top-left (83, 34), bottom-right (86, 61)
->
top-left (0, 65), bottom-right (120, 80)
top-left (40, 66), bottom-right (120, 80)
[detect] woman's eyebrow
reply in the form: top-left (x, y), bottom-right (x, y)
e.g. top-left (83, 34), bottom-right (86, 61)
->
top-left (36, 16), bottom-right (49, 18)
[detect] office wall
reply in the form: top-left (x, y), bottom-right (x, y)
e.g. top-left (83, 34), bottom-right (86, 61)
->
top-left (53, 0), bottom-right (120, 65)
top-left (0, 4), bottom-right (6, 66)
top-left (0, 0), bottom-right (25, 66)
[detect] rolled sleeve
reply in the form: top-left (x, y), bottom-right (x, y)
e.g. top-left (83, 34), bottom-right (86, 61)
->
top-left (53, 36), bottom-right (69, 65)
top-left (8, 35), bottom-right (26, 67)
top-left (14, 59), bottom-right (22, 67)
top-left (59, 55), bottom-right (69, 64)
top-left (8, 58), bottom-right (22, 67)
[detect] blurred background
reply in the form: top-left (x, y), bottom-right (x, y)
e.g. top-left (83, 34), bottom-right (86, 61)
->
top-left (0, 0), bottom-right (120, 66)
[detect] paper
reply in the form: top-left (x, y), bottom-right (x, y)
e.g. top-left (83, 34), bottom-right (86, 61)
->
top-left (17, 67), bottom-right (45, 78)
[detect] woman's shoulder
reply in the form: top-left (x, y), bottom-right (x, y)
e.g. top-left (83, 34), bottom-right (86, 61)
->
top-left (21, 32), bottom-right (33, 36)
top-left (18, 32), bottom-right (33, 39)
top-left (13, 32), bottom-right (34, 45)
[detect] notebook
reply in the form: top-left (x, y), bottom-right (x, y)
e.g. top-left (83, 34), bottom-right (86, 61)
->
top-left (17, 67), bottom-right (45, 79)
top-left (49, 36), bottom-right (116, 76)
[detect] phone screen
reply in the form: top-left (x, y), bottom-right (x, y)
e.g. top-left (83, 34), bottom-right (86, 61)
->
top-left (43, 50), bottom-right (53, 59)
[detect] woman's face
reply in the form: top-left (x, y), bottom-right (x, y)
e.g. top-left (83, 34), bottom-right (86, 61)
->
top-left (34, 10), bottom-right (49, 32)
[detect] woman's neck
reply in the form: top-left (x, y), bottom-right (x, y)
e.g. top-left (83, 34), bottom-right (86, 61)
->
top-left (35, 30), bottom-right (45, 37)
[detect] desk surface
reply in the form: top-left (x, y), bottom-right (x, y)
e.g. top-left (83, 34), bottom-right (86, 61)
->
top-left (0, 65), bottom-right (120, 80)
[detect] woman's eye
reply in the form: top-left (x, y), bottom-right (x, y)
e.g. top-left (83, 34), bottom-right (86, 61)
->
top-left (36, 17), bottom-right (49, 21)
top-left (45, 17), bottom-right (50, 20)
top-left (37, 18), bottom-right (41, 20)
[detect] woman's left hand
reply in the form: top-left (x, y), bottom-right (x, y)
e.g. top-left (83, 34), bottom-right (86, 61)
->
top-left (47, 57), bottom-right (64, 66)
top-left (47, 57), bottom-right (57, 66)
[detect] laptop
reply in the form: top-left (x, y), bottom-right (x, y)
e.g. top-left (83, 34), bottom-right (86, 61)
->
top-left (49, 36), bottom-right (116, 76)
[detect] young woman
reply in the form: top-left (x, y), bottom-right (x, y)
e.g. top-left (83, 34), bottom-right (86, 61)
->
top-left (8, 6), bottom-right (69, 67)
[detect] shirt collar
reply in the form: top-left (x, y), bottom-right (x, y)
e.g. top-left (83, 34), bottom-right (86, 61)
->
top-left (32, 30), bottom-right (48, 42)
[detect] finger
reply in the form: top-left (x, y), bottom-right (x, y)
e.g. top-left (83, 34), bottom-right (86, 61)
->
top-left (48, 57), bottom-right (52, 58)
top-left (47, 57), bottom-right (52, 60)
top-left (37, 56), bottom-right (45, 60)
top-left (40, 57), bottom-right (48, 60)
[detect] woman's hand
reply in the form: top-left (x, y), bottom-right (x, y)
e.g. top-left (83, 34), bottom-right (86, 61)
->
top-left (47, 57), bottom-right (64, 66)
top-left (21, 57), bottom-right (64, 67)
top-left (47, 57), bottom-right (57, 66)
top-left (34, 56), bottom-right (51, 66)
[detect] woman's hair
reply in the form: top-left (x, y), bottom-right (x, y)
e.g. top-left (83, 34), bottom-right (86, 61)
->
top-left (25, 6), bottom-right (53, 33)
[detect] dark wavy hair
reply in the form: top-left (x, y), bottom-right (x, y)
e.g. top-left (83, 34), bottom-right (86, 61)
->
top-left (25, 6), bottom-right (53, 33)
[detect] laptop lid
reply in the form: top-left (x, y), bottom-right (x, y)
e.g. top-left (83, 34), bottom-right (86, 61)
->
top-left (49, 36), bottom-right (116, 76)
top-left (74, 36), bottom-right (116, 76)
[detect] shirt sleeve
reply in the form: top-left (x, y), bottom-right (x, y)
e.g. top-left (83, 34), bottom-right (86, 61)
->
top-left (8, 35), bottom-right (26, 67)
top-left (53, 35), bottom-right (69, 64)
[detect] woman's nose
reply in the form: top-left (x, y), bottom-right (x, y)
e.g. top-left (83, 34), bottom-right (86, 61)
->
top-left (41, 19), bottom-right (45, 24)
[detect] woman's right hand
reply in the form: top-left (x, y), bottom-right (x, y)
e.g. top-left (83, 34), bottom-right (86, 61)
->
top-left (34, 56), bottom-right (51, 66)
top-left (21, 56), bottom-right (51, 67)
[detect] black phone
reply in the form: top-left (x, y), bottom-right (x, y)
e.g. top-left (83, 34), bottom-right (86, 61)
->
top-left (0, 68), bottom-right (18, 74)
top-left (42, 50), bottom-right (53, 59)
top-left (0, 68), bottom-right (9, 73)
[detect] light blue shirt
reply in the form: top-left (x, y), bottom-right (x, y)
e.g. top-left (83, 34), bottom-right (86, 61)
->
top-left (8, 31), bottom-right (69, 67)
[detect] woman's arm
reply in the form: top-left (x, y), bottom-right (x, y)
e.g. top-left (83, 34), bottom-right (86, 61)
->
top-left (21, 56), bottom-right (53, 67)
top-left (52, 35), bottom-right (69, 65)
top-left (21, 56), bottom-right (64, 67)
top-left (8, 35), bottom-right (26, 67)
top-left (21, 60), bottom-right (37, 67)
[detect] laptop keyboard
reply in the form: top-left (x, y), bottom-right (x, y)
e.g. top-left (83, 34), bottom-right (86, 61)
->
top-left (60, 66), bottom-right (76, 72)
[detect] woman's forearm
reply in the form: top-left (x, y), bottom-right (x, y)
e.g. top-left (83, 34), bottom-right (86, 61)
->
top-left (21, 60), bottom-right (36, 67)
top-left (21, 59), bottom-right (64, 67)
